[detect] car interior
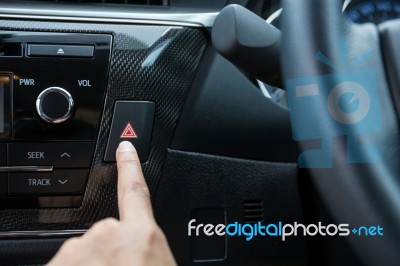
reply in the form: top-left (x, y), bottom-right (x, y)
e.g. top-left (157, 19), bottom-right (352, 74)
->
top-left (0, 0), bottom-right (399, 265)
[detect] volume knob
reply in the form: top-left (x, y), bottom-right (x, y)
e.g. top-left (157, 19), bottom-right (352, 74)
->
top-left (36, 87), bottom-right (74, 124)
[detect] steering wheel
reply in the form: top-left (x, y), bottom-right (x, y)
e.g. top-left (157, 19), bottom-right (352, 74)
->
top-left (281, 0), bottom-right (400, 264)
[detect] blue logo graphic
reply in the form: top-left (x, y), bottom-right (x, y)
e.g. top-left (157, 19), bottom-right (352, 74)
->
top-left (188, 219), bottom-right (384, 241)
top-left (286, 43), bottom-right (382, 168)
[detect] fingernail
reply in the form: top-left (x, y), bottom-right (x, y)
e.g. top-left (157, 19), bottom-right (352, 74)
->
top-left (118, 141), bottom-right (135, 152)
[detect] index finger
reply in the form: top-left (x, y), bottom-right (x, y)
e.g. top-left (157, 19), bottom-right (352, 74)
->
top-left (116, 141), bottom-right (154, 222)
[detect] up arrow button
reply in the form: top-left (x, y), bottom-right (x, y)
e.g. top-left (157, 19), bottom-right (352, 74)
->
top-left (60, 152), bottom-right (71, 158)
top-left (8, 142), bottom-right (95, 168)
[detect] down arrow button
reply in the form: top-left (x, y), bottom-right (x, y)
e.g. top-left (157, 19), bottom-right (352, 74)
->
top-left (58, 179), bottom-right (69, 185)
top-left (8, 169), bottom-right (89, 195)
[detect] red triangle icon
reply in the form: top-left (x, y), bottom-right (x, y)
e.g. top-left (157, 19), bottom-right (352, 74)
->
top-left (120, 122), bottom-right (138, 139)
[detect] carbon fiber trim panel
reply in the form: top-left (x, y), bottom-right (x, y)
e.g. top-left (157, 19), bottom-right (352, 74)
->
top-left (0, 20), bottom-right (207, 230)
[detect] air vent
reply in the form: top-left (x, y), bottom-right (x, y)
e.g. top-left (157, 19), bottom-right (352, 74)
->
top-left (17, 0), bottom-right (169, 6)
top-left (243, 200), bottom-right (264, 224)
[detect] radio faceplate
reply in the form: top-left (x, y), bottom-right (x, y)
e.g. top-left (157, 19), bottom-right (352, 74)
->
top-left (0, 31), bottom-right (112, 141)
top-left (0, 31), bottom-right (112, 208)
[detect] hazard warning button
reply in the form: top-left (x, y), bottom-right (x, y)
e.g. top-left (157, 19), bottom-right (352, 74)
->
top-left (120, 122), bottom-right (138, 139)
top-left (104, 101), bottom-right (155, 163)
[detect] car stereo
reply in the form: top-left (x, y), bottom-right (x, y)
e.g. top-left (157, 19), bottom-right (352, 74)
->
top-left (0, 31), bottom-right (112, 208)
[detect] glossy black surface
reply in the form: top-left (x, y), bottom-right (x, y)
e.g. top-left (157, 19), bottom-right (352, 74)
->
top-left (0, 43), bottom-right (22, 57)
top-left (0, 31), bottom-right (112, 141)
top-left (0, 74), bottom-right (11, 139)
top-left (0, 143), bottom-right (5, 166)
top-left (0, 173), bottom-right (5, 195)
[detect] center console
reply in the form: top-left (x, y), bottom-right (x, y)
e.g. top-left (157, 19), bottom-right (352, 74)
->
top-left (0, 21), bottom-right (207, 216)
top-left (0, 32), bottom-right (111, 208)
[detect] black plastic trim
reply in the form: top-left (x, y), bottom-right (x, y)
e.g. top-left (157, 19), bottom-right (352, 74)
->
top-left (171, 45), bottom-right (298, 162)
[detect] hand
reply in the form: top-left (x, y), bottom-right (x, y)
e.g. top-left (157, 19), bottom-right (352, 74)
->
top-left (48, 141), bottom-right (176, 266)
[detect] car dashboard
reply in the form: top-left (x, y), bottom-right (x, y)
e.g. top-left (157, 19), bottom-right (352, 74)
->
top-left (0, 0), bottom-right (399, 265)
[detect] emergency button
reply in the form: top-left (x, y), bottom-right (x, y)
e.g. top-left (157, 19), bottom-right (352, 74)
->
top-left (104, 101), bottom-right (155, 163)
